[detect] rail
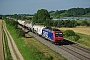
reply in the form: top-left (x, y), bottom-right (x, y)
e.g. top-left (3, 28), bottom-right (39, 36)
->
top-left (58, 45), bottom-right (90, 60)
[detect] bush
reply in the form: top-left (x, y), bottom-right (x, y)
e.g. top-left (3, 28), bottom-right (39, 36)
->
top-left (64, 30), bottom-right (75, 37)
top-left (5, 19), bottom-right (25, 38)
top-left (75, 34), bottom-right (80, 40)
top-left (5, 19), bottom-right (18, 28)
top-left (17, 29), bottom-right (25, 37)
top-left (71, 35), bottom-right (80, 41)
top-left (64, 30), bottom-right (80, 41)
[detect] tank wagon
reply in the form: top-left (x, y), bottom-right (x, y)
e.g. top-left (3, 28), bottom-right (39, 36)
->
top-left (18, 20), bottom-right (64, 43)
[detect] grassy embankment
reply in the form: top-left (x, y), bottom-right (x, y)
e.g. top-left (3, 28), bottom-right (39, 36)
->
top-left (5, 22), bottom-right (66, 60)
top-left (60, 27), bottom-right (90, 49)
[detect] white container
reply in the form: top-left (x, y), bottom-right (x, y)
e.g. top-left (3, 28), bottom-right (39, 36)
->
top-left (21, 21), bottom-right (25, 26)
top-left (33, 25), bottom-right (45, 35)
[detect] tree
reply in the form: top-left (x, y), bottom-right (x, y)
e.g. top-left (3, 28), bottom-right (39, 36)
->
top-left (44, 19), bottom-right (51, 27)
top-left (0, 15), bottom-right (2, 19)
top-left (71, 20), bottom-right (77, 27)
top-left (64, 30), bottom-right (75, 37)
top-left (33, 9), bottom-right (51, 24)
top-left (80, 20), bottom-right (89, 26)
top-left (13, 14), bottom-right (18, 19)
top-left (67, 8), bottom-right (85, 16)
top-left (62, 20), bottom-right (77, 27)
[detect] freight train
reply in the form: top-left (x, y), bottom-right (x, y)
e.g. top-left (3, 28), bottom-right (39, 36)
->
top-left (18, 20), bottom-right (64, 43)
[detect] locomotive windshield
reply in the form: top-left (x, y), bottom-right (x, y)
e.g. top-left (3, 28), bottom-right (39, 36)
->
top-left (55, 32), bottom-right (63, 37)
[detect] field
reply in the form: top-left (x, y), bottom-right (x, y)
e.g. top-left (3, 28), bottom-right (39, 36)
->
top-left (60, 27), bottom-right (90, 35)
top-left (59, 20), bottom-right (90, 35)
top-left (60, 27), bottom-right (90, 49)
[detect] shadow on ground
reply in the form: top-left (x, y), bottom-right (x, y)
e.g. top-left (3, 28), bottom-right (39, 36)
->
top-left (58, 39), bottom-right (75, 46)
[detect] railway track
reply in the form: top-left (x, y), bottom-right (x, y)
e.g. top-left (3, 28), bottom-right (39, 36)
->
top-left (18, 24), bottom-right (90, 60)
top-left (71, 44), bottom-right (90, 54)
top-left (3, 21), bottom-right (24, 60)
top-left (58, 45), bottom-right (90, 60)
top-left (59, 40), bottom-right (90, 60)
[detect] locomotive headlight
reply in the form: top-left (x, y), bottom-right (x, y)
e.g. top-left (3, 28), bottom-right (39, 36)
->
top-left (59, 33), bottom-right (62, 34)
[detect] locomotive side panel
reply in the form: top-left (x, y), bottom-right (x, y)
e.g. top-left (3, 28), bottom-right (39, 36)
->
top-left (42, 29), bottom-right (54, 42)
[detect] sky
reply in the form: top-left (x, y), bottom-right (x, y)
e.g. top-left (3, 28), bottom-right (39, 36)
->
top-left (0, 0), bottom-right (90, 15)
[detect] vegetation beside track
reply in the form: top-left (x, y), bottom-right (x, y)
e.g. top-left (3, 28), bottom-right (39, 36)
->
top-left (24, 34), bottom-right (66, 60)
top-left (77, 33), bottom-right (90, 49)
top-left (64, 30), bottom-right (80, 41)
top-left (63, 30), bottom-right (90, 49)
top-left (4, 18), bottom-right (66, 60)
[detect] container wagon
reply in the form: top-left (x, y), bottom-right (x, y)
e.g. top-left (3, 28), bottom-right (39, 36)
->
top-left (33, 25), bottom-right (45, 35)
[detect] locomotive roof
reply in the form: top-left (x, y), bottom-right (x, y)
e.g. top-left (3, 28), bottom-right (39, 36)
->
top-left (52, 28), bottom-right (60, 31)
top-left (44, 27), bottom-right (61, 31)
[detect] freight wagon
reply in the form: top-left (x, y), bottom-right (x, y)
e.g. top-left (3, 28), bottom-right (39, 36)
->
top-left (33, 25), bottom-right (45, 35)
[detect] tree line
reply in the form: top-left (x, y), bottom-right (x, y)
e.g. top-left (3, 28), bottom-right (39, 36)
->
top-left (49, 7), bottom-right (90, 18)
top-left (33, 9), bottom-right (90, 28)
top-left (49, 20), bottom-right (90, 27)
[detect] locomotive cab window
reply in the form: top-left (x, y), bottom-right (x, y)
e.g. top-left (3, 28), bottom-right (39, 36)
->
top-left (55, 32), bottom-right (63, 37)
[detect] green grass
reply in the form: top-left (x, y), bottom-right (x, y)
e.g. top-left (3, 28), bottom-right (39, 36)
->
top-left (77, 33), bottom-right (90, 48)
